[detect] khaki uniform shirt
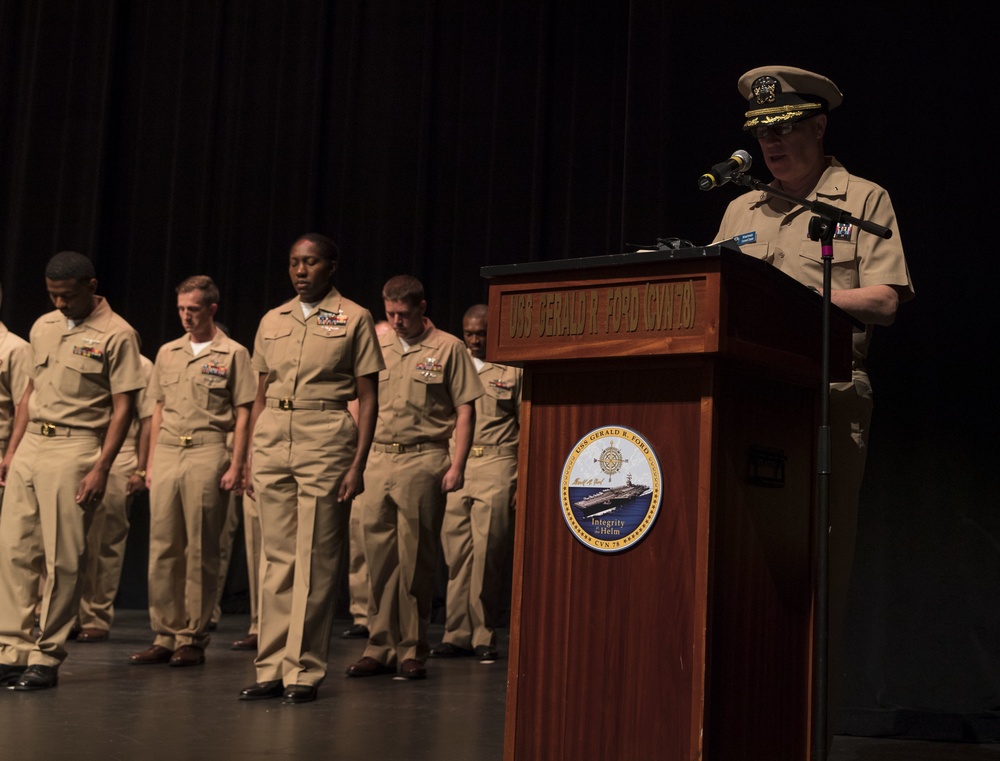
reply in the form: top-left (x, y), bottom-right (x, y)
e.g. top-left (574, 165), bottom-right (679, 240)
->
top-left (471, 361), bottom-right (521, 447)
top-left (136, 355), bottom-right (157, 418)
top-left (148, 331), bottom-right (256, 436)
top-left (715, 157), bottom-right (915, 366)
top-left (121, 355), bottom-right (155, 452)
top-left (376, 321), bottom-right (483, 445)
top-left (27, 298), bottom-right (145, 429)
top-left (252, 288), bottom-right (384, 400)
top-left (0, 323), bottom-right (30, 444)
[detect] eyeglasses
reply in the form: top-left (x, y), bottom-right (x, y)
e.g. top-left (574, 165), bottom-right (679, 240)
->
top-left (749, 122), bottom-right (796, 139)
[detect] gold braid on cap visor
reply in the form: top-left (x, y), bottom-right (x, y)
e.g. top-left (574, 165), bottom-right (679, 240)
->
top-left (743, 101), bottom-right (822, 128)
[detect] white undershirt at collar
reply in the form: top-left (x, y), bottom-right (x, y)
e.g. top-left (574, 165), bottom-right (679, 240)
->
top-left (189, 340), bottom-right (211, 356)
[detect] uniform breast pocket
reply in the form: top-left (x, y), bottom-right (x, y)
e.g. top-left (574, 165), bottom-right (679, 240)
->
top-left (193, 374), bottom-right (229, 414)
top-left (63, 352), bottom-right (106, 398)
top-left (409, 371), bottom-right (447, 411)
top-left (308, 328), bottom-right (346, 369)
top-left (262, 326), bottom-right (296, 366)
top-left (159, 371), bottom-right (181, 390)
top-left (738, 241), bottom-right (776, 265)
top-left (481, 385), bottom-right (513, 417)
top-left (798, 240), bottom-right (859, 290)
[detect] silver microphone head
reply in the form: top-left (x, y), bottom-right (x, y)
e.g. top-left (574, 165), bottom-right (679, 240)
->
top-left (731, 149), bottom-right (752, 173)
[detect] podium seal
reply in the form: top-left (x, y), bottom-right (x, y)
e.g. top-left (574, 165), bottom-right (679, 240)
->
top-left (560, 426), bottom-right (662, 553)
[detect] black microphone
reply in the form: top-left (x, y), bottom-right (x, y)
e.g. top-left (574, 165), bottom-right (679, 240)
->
top-left (697, 150), bottom-right (752, 191)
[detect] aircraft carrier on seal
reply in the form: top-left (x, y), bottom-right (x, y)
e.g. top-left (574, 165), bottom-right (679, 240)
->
top-left (573, 474), bottom-right (649, 519)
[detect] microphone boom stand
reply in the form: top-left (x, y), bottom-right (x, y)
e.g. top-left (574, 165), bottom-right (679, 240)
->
top-left (729, 172), bottom-right (891, 761)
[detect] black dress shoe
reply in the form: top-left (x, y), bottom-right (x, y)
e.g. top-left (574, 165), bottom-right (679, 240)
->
top-left (282, 684), bottom-right (318, 704)
top-left (430, 642), bottom-right (474, 658)
top-left (474, 645), bottom-right (499, 663)
top-left (238, 680), bottom-right (284, 700)
top-left (341, 623), bottom-right (369, 639)
top-left (0, 664), bottom-right (26, 687)
top-left (11, 665), bottom-right (58, 691)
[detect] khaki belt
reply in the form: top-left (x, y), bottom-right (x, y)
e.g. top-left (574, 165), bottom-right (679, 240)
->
top-left (31, 423), bottom-right (103, 439)
top-left (266, 398), bottom-right (348, 411)
top-left (372, 441), bottom-right (448, 454)
top-left (158, 431), bottom-right (228, 448)
top-left (470, 444), bottom-right (518, 458)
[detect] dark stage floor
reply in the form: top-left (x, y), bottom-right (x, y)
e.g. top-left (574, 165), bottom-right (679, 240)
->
top-left (0, 609), bottom-right (996, 761)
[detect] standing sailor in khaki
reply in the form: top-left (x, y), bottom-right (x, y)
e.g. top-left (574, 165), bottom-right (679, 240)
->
top-left (343, 319), bottom-right (392, 641)
top-left (0, 251), bottom-right (144, 690)
top-left (75, 354), bottom-right (154, 642)
top-left (240, 233), bottom-right (382, 704)
top-left (346, 275), bottom-right (481, 681)
top-left (130, 276), bottom-right (255, 668)
top-left (714, 65), bottom-right (914, 748)
top-left (432, 304), bottom-right (520, 663)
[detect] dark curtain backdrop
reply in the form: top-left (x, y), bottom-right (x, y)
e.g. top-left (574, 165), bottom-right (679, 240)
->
top-left (1, 0), bottom-right (997, 743)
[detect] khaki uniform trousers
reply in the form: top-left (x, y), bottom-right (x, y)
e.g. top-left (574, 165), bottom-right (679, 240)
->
top-left (0, 430), bottom-right (101, 667)
top-left (825, 378), bottom-right (873, 747)
top-left (212, 492), bottom-right (240, 625)
top-left (347, 501), bottom-right (369, 626)
top-left (212, 494), bottom-right (260, 634)
top-left (211, 493), bottom-right (261, 634)
top-left (78, 446), bottom-right (137, 632)
top-left (441, 450), bottom-right (516, 650)
top-left (241, 493), bottom-right (262, 636)
top-left (148, 438), bottom-right (229, 650)
top-left (252, 407), bottom-right (354, 687)
top-left (362, 446), bottom-right (450, 667)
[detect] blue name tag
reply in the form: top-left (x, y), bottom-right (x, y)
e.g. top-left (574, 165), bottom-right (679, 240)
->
top-left (734, 231), bottom-right (757, 246)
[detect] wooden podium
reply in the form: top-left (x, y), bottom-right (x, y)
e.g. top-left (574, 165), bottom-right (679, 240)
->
top-left (482, 243), bottom-right (856, 761)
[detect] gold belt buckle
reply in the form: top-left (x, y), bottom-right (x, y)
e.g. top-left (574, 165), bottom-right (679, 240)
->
top-left (279, 399), bottom-right (293, 410)
top-left (179, 435), bottom-right (193, 447)
top-left (388, 442), bottom-right (404, 454)
top-left (40, 423), bottom-right (56, 437)
top-left (471, 446), bottom-right (484, 457)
